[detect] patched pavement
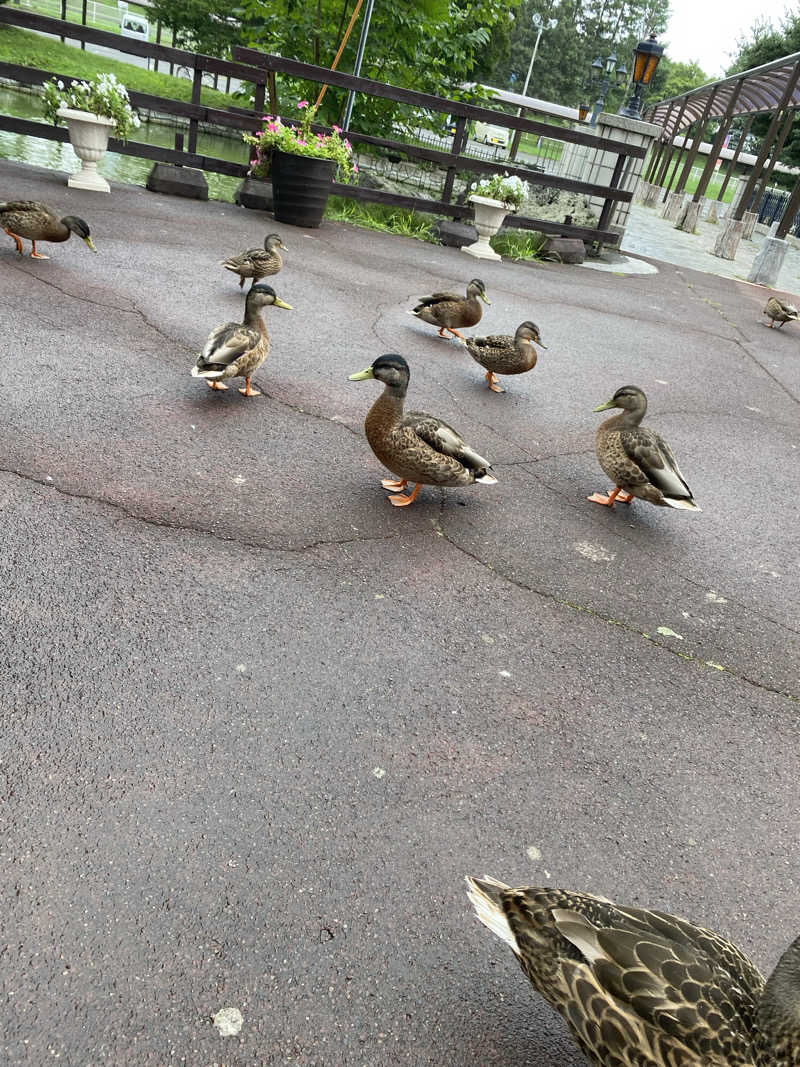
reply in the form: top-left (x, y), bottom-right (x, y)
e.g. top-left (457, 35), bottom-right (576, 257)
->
top-left (1, 157), bottom-right (798, 1066)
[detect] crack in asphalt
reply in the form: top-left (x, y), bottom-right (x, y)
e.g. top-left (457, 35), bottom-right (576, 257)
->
top-left (0, 466), bottom-right (398, 556)
top-left (431, 501), bottom-right (799, 705)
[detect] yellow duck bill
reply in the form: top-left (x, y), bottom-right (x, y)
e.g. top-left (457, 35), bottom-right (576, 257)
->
top-left (349, 367), bottom-right (375, 381)
top-left (593, 398), bottom-right (616, 412)
top-left (84, 236), bottom-right (98, 253)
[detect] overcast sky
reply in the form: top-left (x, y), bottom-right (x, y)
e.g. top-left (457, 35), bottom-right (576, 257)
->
top-left (665, 0), bottom-right (794, 77)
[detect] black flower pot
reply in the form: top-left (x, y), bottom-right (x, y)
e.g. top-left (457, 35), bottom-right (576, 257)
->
top-left (271, 150), bottom-right (337, 228)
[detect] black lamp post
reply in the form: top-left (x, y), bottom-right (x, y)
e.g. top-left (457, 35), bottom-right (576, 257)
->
top-left (618, 33), bottom-right (665, 119)
top-left (589, 52), bottom-right (628, 125)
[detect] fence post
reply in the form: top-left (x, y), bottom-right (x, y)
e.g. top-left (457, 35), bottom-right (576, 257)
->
top-left (81, 0), bottom-right (86, 48)
top-left (188, 64), bottom-right (203, 154)
top-left (441, 116), bottom-right (468, 210)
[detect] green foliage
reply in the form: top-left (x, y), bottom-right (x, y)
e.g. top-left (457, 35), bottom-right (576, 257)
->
top-left (324, 197), bottom-right (437, 241)
top-left (236, 0), bottom-right (519, 135)
top-left (42, 72), bottom-right (140, 139)
top-left (243, 101), bottom-right (356, 181)
top-left (490, 228), bottom-right (558, 260)
top-left (488, 0), bottom-right (669, 111)
top-left (659, 58), bottom-right (710, 99)
top-left (142, 0), bottom-right (242, 56)
top-left (726, 12), bottom-right (800, 168)
top-left (0, 25), bottom-right (236, 109)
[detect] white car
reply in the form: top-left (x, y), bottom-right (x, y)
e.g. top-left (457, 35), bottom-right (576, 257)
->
top-left (473, 122), bottom-right (509, 148)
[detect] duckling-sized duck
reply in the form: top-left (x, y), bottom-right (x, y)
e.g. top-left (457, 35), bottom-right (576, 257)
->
top-left (349, 354), bottom-right (497, 507)
top-left (464, 320), bottom-right (547, 393)
top-left (588, 385), bottom-right (700, 511)
top-left (467, 876), bottom-right (800, 1067)
top-left (191, 283), bottom-right (292, 397)
top-left (0, 200), bottom-right (96, 259)
top-left (763, 296), bottom-right (799, 328)
top-left (221, 233), bottom-right (287, 288)
top-left (410, 279), bottom-right (490, 340)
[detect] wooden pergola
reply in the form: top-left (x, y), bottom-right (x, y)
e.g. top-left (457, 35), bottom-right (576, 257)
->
top-left (642, 51), bottom-right (800, 239)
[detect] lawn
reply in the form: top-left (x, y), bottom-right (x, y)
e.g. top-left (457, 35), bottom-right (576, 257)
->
top-left (0, 24), bottom-right (239, 110)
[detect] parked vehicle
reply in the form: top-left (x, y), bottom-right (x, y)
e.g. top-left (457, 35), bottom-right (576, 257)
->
top-left (473, 121), bottom-right (509, 148)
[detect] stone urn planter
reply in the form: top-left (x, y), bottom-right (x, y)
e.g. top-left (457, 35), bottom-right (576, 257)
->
top-left (57, 107), bottom-right (116, 193)
top-left (462, 195), bottom-right (509, 261)
top-left (271, 150), bottom-right (337, 228)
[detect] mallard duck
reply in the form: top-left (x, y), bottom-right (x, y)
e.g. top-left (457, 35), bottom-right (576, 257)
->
top-left (410, 279), bottom-right (490, 340)
top-left (588, 386), bottom-right (700, 511)
top-left (0, 200), bottom-right (96, 259)
top-left (463, 320), bottom-right (547, 393)
top-left (348, 354), bottom-right (497, 507)
top-left (221, 233), bottom-right (287, 288)
top-left (467, 876), bottom-right (800, 1067)
top-left (191, 283), bottom-right (292, 397)
top-left (763, 297), bottom-right (799, 328)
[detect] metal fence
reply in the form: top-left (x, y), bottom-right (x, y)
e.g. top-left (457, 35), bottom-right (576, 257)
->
top-left (752, 186), bottom-right (800, 235)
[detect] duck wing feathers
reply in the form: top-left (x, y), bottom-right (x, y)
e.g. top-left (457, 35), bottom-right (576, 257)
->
top-left (199, 322), bottom-right (261, 369)
top-left (401, 412), bottom-right (492, 472)
top-left (470, 881), bottom-right (763, 1067)
top-left (619, 428), bottom-right (694, 500)
top-left (415, 291), bottom-right (462, 309)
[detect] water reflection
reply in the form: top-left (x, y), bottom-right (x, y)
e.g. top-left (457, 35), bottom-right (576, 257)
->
top-left (0, 86), bottom-right (245, 202)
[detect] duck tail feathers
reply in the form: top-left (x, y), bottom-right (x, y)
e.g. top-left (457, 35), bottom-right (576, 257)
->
top-left (466, 876), bottom-right (518, 953)
top-left (191, 364), bottom-right (224, 380)
top-left (664, 496), bottom-right (701, 511)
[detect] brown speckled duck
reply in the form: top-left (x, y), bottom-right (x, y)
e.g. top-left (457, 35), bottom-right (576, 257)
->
top-left (464, 320), bottom-right (547, 393)
top-left (221, 233), bottom-right (287, 288)
top-left (588, 385), bottom-right (700, 511)
top-left (410, 279), bottom-right (490, 340)
top-left (191, 283), bottom-right (292, 397)
top-left (349, 354), bottom-right (497, 507)
top-left (763, 297), bottom-right (799, 328)
top-left (0, 200), bottom-right (96, 259)
top-left (467, 876), bottom-right (800, 1067)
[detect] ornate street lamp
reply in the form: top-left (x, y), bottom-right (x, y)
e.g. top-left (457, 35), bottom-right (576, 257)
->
top-left (589, 52), bottom-right (628, 125)
top-left (618, 33), bottom-right (665, 120)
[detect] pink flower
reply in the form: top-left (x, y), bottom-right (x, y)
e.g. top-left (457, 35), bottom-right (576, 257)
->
top-left (296, 138), bottom-right (307, 146)
top-left (254, 130), bottom-right (263, 138)
top-left (353, 164), bottom-right (359, 172)
top-left (262, 115), bottom-right (272, 121)
top-left (298, 100), bottom-right (309, 109)
top-left (332, 124), bottom-right (342, 133)
top-left (344, 139), bottom-right (351, 149)
top-left (250, 158), bottom-right (257, 166)
top-left (268, 122), bottom-right (280, 132)
top-left (317, 133), bottom-right (325, 140)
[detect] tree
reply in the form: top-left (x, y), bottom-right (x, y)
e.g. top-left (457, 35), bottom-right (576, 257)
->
top-left (659, 58), bottom-right (710, 100)
top-left (145, 0), bottom-right (247, 58)
top-left (726, 12), bottom-right (800, 170)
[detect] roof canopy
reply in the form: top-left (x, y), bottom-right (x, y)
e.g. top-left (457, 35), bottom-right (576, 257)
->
top-left (647, 51), bottom-right (800, 137)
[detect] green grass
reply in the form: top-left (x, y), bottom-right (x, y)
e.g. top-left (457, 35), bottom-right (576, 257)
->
top-left (518, 133), bottom-right (564, 161)
top-left (9, 0), bottom-right (173, 45)
top-left (0, 25), bottom-right (235, 109)
top-left (491, 229), bottom-right (558, 261)
top-left (325, 197), bottom-right (437, 242)
top-left (681, 169), bottom-right (736, 203)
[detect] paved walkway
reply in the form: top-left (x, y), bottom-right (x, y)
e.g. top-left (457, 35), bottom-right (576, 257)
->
top-left (620, 199), bottom-right (800, 294)
top-left (1, 157), bottom-right (799, 1067)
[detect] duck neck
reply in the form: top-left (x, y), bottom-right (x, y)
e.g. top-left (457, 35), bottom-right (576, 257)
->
top-left (602, 403), bottom-right (646, 431)
top-left (756, 935), bottom-right (800, 1062)
top-left (365, 382), bottom-right (407, 438)
top-left (243, 300), bottom-right (267, 334)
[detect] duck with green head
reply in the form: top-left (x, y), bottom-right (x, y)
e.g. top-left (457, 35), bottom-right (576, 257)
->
top-left (589, 385), bottom-right (700, 511)
top-left (0, 201), bottom-right (96, 259)
top-left (349, 354), bottom-right (497, 507)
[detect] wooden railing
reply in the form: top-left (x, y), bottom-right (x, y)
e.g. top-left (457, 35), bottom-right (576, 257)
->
top-left (0, 7), bottom-right (645, 242)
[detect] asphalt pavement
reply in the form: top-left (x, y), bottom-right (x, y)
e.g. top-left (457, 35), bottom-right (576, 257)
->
top-left (1, 157), bottom-right (798, 1066)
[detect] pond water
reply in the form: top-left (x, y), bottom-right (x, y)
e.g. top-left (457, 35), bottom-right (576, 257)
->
top-left (0, 85), bottom-right (246, 202)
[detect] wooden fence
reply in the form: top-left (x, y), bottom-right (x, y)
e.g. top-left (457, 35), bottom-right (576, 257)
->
top-left (0, 6), bottom-right (645, 243)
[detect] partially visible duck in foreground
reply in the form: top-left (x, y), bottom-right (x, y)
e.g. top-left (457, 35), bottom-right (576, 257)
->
top-left (467, 876), bottom-right (800, 1067)
top-left (349, 354), bottom-right (497, 507)
top-left (588, 385), bottom-right (700, 511)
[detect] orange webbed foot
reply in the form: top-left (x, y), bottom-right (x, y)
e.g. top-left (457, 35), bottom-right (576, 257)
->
top-left (388, 484), bottom-right (423, 507)
top-left (588, 487), bottom-right (629, 507)
top-left (207, 380), bottom-right (229, 390)
top-left (382, 478), bottom-right (408, 491)
top-left (486, 372), bottom-right (505, 393)
top-left (238, 380), bottom-right (262, 397)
